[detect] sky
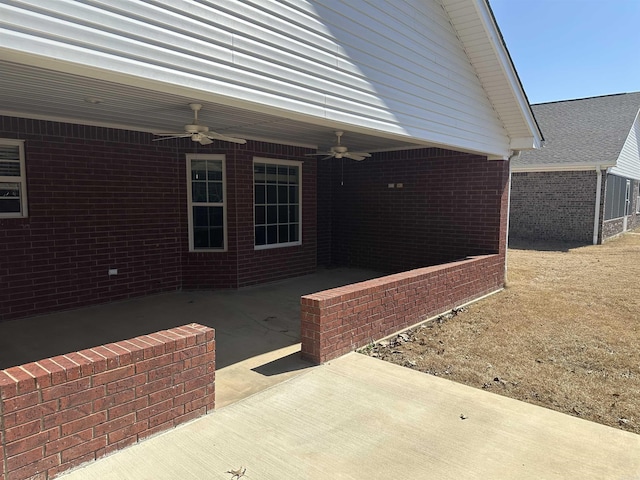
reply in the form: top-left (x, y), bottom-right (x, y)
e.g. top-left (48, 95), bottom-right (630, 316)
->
top-left (489, 0), bottom-right (640, 104)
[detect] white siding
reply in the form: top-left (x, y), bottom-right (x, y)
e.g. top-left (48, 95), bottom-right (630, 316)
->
top-left (610, 112), bottom-right (640, 181)
top-left (0, 0), bottom-right (511, 156)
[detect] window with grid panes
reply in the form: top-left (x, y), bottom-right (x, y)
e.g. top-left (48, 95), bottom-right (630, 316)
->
top-left (254, 158), bottom-right (301, 248)
top-left (187, 154), bottom-right (226, 250)
top-left (0, 140), bottom-right (27, 218)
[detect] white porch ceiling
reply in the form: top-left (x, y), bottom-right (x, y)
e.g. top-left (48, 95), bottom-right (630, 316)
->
top-left (0, 60), bottom-right (429, 153)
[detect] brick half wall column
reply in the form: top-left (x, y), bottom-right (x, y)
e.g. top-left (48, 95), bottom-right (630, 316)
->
top-left (0, 324), bottom-right (215, 480)
top-left (301, 254), bottom-right (504, 364)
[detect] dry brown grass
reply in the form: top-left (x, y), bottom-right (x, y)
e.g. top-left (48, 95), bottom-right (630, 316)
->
top-left (363, 232), bottom-right (640, 434)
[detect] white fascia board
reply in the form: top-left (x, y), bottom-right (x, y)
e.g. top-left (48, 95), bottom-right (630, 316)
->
top-left (512, 163), bottom-right (616, 173)
top-left (474, 0), bottom-right (543, 148)
top-left (509, 137), bottom-right (537, 150)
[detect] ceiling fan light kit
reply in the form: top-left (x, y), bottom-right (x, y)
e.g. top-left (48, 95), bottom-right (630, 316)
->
top-left (153, 103), bottom-right (247, 145)
top-left (305, 131), bottom-right (372, 161)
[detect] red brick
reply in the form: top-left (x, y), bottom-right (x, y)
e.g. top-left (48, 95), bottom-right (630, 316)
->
top-left (41, 377), bottom-right (91, 402)
top-left (45, 428), bottom-right (93, 456)
top-left (106, 421), bottom-right (147, 444)
top-left (76, 350), bottom-right (108, 374)
top-left (6, 455), bottom-right (59, 480)
top-left (147, 362), bottom-right (183, 382)
top-left (93, 365), bottom-right (135, 386)
top-left (93, 412), bottom-right (135, 437)
top-left (61, 411), bottom-right (107, 436)
top-left (19, 363), bottom-right (52, 389)
top-left (4, 419), bottom-right (41, 443)
top-left (6, 445), bottom-right (45, 471)
top-left (173, 407), bottom-right (206, 427)
top-left (136, 399), bottom-right (173, 422)
top-left (43, 402), bottom-right (93, 429)
top-left (135, 376), bottom-right (172, 397)
top-left (149, 384), bottom-right (184, 406)
top-left (93, 388), bottom-right (135, 413)
top-left (5, 428), bottom-right (59, 458)
top-left (60, 443), bottom-right (103, 466)
top-left (108, 396), bottom-right (148, 420)
top-left (0, 370), bottom-right (18, 399)
top-left (49, 355), bottom-right (82, 381)
top-left (2, 390), bottom-right (40, 413)
top-left (2, 401), bottom-right (58, 429)
top-left (148, 406), bottom-right (183, 428)
top-left (134, 353), bottom-right (173, 374)
top-left (1, 367), bottom-right (36, 395)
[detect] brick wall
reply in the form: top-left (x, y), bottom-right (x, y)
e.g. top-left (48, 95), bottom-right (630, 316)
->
top-left (510, 171), bottom-right (599, 243)
top-left (319, 149), bottom-right (507, 271)
top-left (0, 324), bottom-right (214, 480)
top-left (0, 116), bottom-right (317, 321)
top-left (301, 254), bottom-right (504, 363)
top-left (0, 117), bottom-right (184, 321)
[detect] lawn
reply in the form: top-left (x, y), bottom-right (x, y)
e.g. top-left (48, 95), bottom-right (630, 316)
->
top-left (362, 232), bottom-right (640, 434)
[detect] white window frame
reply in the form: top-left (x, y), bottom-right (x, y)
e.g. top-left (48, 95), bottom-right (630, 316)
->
top-left (0, 139), bottom-right (27, 218)
top-left (253, 157), bottom-right (302, 250)
top-left (186, 154), bottom-right (227, 252)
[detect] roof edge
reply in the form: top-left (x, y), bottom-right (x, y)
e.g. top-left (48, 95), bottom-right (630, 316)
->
top-left (478, 0), bottom-right (544, 146)
top-left (512, 163), bottom-right (616, 173)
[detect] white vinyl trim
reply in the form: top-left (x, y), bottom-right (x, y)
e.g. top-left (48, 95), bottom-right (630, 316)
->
top-left (593, 166), bottom-right (602, 245)
top-left (253, 157), bottom-right (302, 250)
top-left (186, 153), bottom-right (227, 252)
top-left (0, 139), bottom-right (27, 218)
top-left (512, 162), bottom-right (617, 173)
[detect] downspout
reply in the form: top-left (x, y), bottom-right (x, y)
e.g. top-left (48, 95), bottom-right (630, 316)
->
top-left (593, 166), bottom-right (603, 245)
top-left (505, 151), bottom-right (520, 282)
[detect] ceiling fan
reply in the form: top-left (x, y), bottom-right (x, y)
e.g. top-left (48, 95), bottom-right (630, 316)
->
top-left (305, 131), bottom-right (371, 161)
top-left (153, 103), bottom-right (247, 145)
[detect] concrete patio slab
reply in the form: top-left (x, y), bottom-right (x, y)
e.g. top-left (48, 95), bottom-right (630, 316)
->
top-left (1, 267), bottom-right (384, 368)
top-left (59, 352), bottom-right (640, 480)
top-left (0, 267), bottom-right (379, 405)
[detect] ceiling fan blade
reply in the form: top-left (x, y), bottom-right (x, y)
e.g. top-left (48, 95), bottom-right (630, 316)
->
top-left (198, 136), bottom-right (213, 145)
top-left (206, 132), bottom-right (247, 144)
top-left (321, 155), bottom-right (335, 160)
top-left (305, 151), bottom-right (333, 157)
top-left (345, 152), bottom-right (371, 161)
top-left (152, 134), bottom-right (190, 141)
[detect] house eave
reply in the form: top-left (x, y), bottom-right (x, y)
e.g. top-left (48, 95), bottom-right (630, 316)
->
top-left (443, 0), bottom-right (543, 149)
top-left (511, 162), bottom-right (616, 173)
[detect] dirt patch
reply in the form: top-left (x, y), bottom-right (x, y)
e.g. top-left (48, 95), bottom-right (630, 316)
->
top-left (361, 232), bottom-right (640, 434)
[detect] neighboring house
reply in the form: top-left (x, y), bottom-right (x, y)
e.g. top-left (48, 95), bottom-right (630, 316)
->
top-left (510, 92), bottom-right (640, 244)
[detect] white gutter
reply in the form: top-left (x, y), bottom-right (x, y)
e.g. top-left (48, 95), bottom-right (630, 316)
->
top-left (593, 166), bottom-right (603, 245)
top-left (512, 162), bottom-right (616, 173)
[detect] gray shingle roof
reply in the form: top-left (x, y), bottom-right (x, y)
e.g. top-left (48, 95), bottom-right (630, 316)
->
top-left (513, 92), bottom-right (640, 170)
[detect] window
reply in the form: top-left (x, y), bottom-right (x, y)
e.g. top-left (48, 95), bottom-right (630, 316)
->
top-left (254, 158), bottom-right (301, 249)
top-left (187, 154), bottom-right (226, 251)
top-left (604, 174), bottom-right (629, 220)
top-left (0, 139), bottom-right (27, 218)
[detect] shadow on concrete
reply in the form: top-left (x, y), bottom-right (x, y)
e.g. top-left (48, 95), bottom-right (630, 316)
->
top-left (251, 351), bottom-right (314, 377)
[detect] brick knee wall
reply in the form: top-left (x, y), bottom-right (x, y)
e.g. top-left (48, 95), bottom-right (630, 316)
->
top-left (301, 254), bottom-right (503, 363)
top-left (0, 324), bottom-right (215, 480)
